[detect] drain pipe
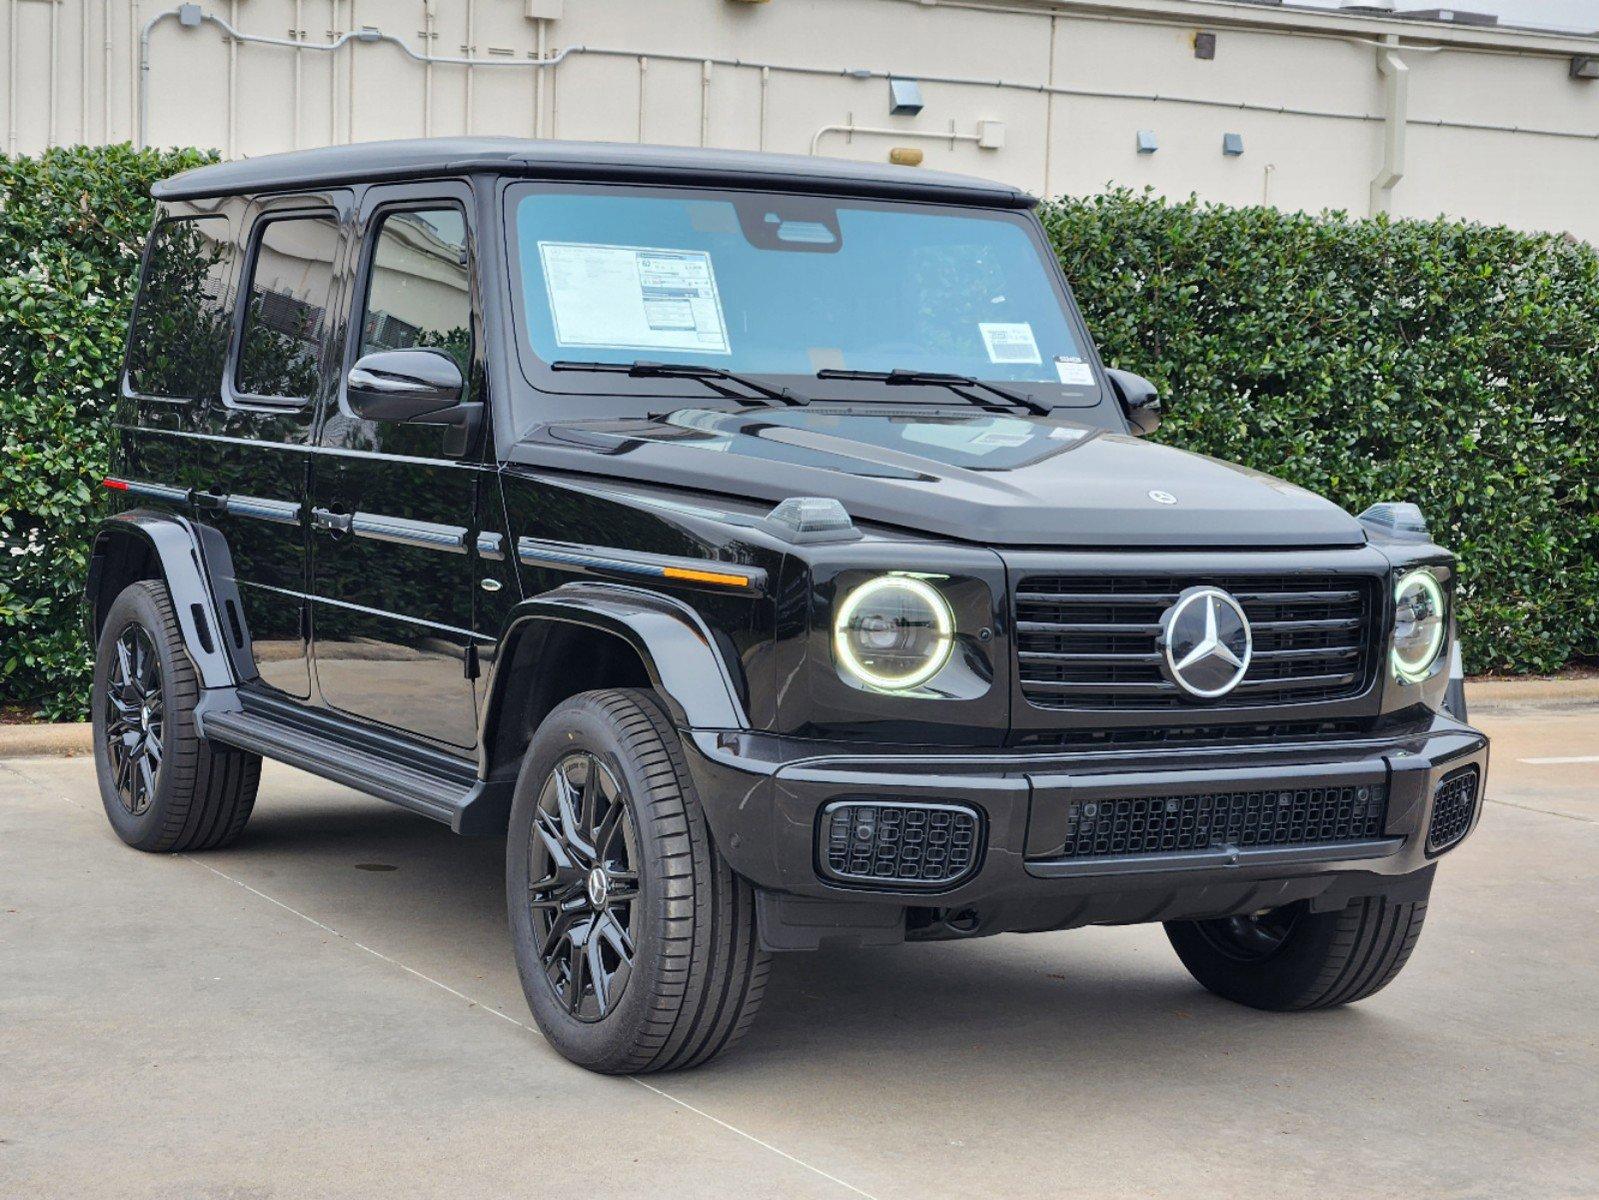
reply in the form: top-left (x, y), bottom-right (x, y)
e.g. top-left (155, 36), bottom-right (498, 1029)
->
top-left (1369, 35), bottom-right (1409, 216)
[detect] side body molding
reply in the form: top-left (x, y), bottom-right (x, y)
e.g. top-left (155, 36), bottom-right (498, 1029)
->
top-left (87, 510), bottom-right (246, 690)
top-left (483, 581), bottom-right (750, 739)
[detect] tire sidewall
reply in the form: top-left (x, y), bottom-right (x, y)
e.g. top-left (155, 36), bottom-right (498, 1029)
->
top-left (92, 583), bottom-right (189, 851)
top-left (506, 695), bottom-right (679, 1070)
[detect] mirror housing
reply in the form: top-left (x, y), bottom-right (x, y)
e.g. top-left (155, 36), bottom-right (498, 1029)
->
top-left (1105, 367), bottom-right (1162, 436)
top-left (346, 349), bottom-right (470, 424)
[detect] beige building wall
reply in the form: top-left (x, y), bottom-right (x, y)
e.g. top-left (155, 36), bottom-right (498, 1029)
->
top-left (3, 0), bottom-right (1596, 237)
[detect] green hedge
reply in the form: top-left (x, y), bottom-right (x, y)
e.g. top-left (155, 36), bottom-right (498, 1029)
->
top-left (1041, 190), bottom-right (1599, 676)
top-left (0, 146), bottom-right (214, 719)
top-left (1, 151), bottom-right (1595, 719)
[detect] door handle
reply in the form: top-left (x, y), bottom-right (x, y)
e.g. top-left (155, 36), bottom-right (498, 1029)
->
top-left (310, 506), bottom-right (352, 536)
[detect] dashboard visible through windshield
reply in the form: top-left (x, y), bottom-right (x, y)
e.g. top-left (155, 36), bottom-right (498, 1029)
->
top-left (505, 183), bottom-right (1106, 428)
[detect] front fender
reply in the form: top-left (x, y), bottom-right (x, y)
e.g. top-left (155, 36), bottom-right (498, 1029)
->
top-left (87, 510), bottom-right (245, 690)
top-left (484, 581), bottom-right (749, 736)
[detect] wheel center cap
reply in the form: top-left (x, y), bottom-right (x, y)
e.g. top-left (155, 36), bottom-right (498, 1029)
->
top-left (586, 868), bottom-right (609, 910)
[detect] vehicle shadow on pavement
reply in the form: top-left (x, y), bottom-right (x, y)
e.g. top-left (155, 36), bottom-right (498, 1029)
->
top-left (215, 791), bottom-right (1400, 1091)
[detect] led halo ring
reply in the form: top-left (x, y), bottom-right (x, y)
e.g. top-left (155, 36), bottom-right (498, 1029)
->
top-left (833, 575), bottom-right (955, 690)
top-left (1392, 568), bottom-right (1447, 684)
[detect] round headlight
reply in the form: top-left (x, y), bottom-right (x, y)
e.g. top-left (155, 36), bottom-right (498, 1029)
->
top-left (1392, 568), bottom-right (1446, 683)
top-left (833, 575), bottom-right (955, 690)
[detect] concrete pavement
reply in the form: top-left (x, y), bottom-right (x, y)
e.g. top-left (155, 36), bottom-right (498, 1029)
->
top-left (2, 701), bottom-right (1596, 1199)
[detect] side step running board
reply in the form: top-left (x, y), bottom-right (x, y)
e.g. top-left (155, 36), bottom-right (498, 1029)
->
top-left (200, 702), bottom-right (511, 836)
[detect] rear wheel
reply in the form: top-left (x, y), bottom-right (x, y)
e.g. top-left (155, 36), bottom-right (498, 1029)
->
top-left (1165, 893), bottom-right (1428, 1011)
top-left (506, 688), bottom-right (769, 1073)
top-left (91, 580), bottom-right (260, 852)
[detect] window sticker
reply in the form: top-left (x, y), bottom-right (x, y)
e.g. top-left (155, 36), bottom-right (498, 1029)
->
top-left (1054, 355), bottom-right (1096, 386)
top-left (538, 242), bottom-right (730, 355)
top-left (979, 322), bottom-right (1042, 365)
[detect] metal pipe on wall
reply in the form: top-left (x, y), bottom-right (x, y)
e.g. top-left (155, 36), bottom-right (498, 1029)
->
top-left (1369, 36), bottom-right (1410, 214)
top-left (8, 0), bottom-right (19, 157)
top-left (47, 0), bottom-right (58, 147)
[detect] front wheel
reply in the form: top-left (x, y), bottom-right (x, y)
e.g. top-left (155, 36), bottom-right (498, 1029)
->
top-left (506, 688), bottom-right (770, 1073)
top-left (1165, 893), bottom-right (1428, 1011)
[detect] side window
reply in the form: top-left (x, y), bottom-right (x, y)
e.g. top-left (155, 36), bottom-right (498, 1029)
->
top-left (126, 217), bottom-right (234, 401)
top-left (236, 212), bottom-right (342, 403)
top-left (358, 207), bottom-right (473, 390)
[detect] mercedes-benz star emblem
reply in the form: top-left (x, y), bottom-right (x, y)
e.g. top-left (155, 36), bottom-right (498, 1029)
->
top-left (1159, 586), bottom-right (1253, 699)
top-left (1148, 490), bottom-right (1178, 505)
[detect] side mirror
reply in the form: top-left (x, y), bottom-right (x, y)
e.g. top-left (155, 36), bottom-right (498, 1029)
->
top-left (346, 349), bottom-right (469, 424)
top-left (1105, 367), bottom-right (1162, 436)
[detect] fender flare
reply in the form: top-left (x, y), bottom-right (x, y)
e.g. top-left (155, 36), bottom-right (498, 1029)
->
top-left (87, 510), bottom-right (246, 690)
top-left (483, 581), bottom-right (750, 737)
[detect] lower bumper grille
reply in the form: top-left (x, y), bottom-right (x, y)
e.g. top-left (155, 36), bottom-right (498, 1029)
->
top-left (820, 801), bottom-right (981, 887)
top-left (1427, 766), bottom-right (1479, 854)
top-left (1035, 783), bottom-right (1389, 861)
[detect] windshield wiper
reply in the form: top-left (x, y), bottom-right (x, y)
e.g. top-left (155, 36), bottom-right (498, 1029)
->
top-left (815, 368), bottom-right (1051, 417)
top-left (551, 359), bottom-right (808, 407)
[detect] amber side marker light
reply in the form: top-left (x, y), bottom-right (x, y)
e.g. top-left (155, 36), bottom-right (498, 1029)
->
top-left (662, 565), bottom-right (754, 589)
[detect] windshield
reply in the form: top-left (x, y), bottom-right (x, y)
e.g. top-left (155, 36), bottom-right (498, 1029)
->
top-left (506, 185), bottom-right (1102, 421)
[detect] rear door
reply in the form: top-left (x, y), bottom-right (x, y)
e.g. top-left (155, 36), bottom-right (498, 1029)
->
top-left (306, 182), bottom-right (487, 750)
top-left (179, 193), bottom-right (349, 698)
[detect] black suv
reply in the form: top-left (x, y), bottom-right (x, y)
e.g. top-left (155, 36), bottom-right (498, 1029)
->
top-left (88, 138), bottom-right (1488, 1073)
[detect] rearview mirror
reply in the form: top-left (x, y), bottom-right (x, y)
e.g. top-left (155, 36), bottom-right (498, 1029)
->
top-left (346, 349), bottom-right (468, 424)
top-left (1105, 367), bottom-right (1161, 436)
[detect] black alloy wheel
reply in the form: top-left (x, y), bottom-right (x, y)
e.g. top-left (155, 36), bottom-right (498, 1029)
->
top-left (103, 623), bottom-right (165, 817)
top-left (527, 751), bottom-right (640, 1022)
top-left (506, 688), bottom-right (769, 1073)
top-left (91, 579), bottom-right (261, 852)
top-left (1188, 903), bottom-right (1305, 964)
top-left (1165, 892), bottom-right (1431, 1011)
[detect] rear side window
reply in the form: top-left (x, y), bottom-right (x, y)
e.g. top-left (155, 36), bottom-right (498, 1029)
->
top-left (358, 207), bottom-right (473, 382)
top-left (126, 216), bottom-right (234, 401)
top-left (236, 212), bottom-right (342, 402)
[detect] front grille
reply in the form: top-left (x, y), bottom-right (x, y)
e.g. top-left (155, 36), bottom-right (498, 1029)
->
top-left (1034, 783), bottom-right (1389, 861)
top-left (820, 801), bottom-right (981, 887)
top-left (1427, 766), bottom-right (1479, 854)
top-left (1014, 573), bottom-right (1378, 710)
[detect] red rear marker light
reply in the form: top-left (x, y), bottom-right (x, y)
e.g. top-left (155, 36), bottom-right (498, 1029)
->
top-left (101, 477), bottom-right (129, 491)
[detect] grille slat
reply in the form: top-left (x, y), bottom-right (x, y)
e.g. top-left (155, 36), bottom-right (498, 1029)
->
top-left (1015, 572), bottom-right (1378, 711)
top-left (1035, 783), bottom-right (1390, 861)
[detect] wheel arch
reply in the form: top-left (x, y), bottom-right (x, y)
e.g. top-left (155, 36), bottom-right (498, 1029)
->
top-left (481, 582), bottom-right (749, 785)
top-left (87, 512), bottom-right (245, 690)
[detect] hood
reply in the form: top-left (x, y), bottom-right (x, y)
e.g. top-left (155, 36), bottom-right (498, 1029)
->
top-left (507, 408), bottom-right (1366, 549)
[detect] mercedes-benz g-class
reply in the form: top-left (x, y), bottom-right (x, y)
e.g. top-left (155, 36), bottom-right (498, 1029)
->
top-left (88, 138), bottom-right (1487, 1073)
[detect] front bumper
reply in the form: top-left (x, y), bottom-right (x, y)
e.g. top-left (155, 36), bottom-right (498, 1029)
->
top-left (681, 712), bottom-right (1487, 932)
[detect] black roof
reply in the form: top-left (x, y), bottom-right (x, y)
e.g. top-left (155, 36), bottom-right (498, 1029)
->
top-left (152, 137), bottom-right (1035, 208)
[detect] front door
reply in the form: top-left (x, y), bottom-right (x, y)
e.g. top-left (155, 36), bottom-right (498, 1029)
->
top-left (307, 184), bottom-right (485, 750)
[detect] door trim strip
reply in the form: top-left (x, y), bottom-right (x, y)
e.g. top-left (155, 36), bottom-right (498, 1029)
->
top-left (350, 512), bottom-right (470, 554)
top-left (225, 495), bottom-right (303, 525)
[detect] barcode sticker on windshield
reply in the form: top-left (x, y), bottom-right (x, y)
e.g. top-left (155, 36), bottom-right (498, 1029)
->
top-left (979, 322), bottom-right (1042, 365)
top-left (1054, 356), bottom-right (1095, 386)
top-left (538, 242), bottom-right (730, 355)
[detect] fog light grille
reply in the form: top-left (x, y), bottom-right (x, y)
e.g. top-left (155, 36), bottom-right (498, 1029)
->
top-left (1427, 766), bottom-right (1479, 854)
top-left (820, 801), bottom-right (980, 887)
top-left (1039, 784), bottom-right (1388, 861)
